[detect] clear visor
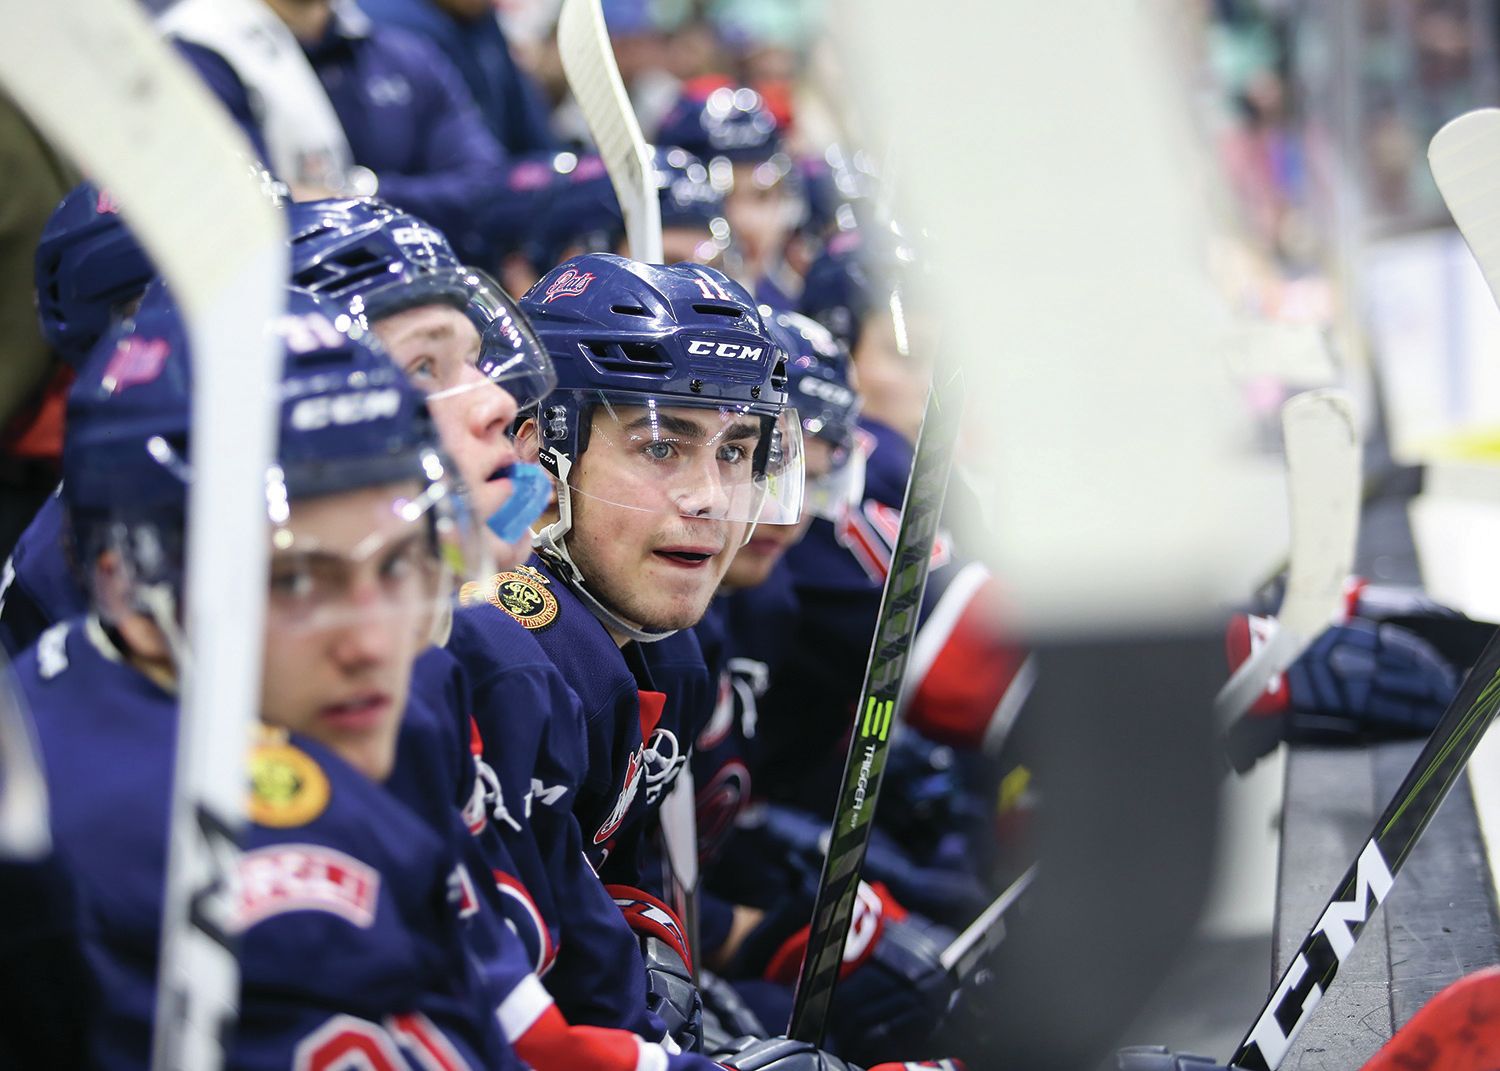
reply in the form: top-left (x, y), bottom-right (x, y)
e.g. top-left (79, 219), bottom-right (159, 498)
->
top-left (803, 440), bottom-right (865, 522)
top-left (264, 463), bottom-right (486, 636)
top-left (360, 267), bottom-right (556, 411)
top-left (543, 390), bottom-right (805, 526)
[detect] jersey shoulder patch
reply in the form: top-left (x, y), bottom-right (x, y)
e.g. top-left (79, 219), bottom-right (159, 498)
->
top-left (249, 732), bottom-right (331, 828)
top-left (461, 565), bottom-right (560, 632)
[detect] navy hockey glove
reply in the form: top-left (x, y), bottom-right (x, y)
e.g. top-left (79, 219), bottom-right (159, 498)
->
top-left (1224, 614), bottom-right (1460, 771)
top-left (1116, 1045), bottom-right (1232, 1070)
top-left (609, 884), bottom-right (704, 1052)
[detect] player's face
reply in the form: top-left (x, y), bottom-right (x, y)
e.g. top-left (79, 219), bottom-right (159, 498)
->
top-left (259, 482), bottom-right (436, 782)
top-left (374, 304), bottom-right (529, 569)
top-left (721, 436), bottom-right (832, 590)
top-left (725, 163), bottom-right (792, 273)
top-left (662, 225), bottom-right (722, 268)
top-left (565, 404), bottom-right (752, 638)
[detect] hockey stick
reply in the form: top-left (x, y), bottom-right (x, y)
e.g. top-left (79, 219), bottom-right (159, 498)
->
top-left (1228, 625), bottom-right (1500, 1069)
top-left (788, 362), bottom-right (966, 1044)
top-left (938, 863), bottom-right (1037, 984)
top-left (1214, 389), bottom-right (1360, 730)
top-left (556, 0), bottom-right (663, 265)
top-left (0, 4), bottom-right (286, 1070)
top-left (1430, 108), bottom-right (1500, 310)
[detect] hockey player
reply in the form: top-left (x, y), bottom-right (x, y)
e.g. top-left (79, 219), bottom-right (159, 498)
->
top-left (656, 86), bottom-right (803, 308)
top-left (285, 196), bottom-right (555, 569)
top-left (451, 254), bottom-right (801, 1047)
top-left (0, 181), bottom-right (160, 654)
top-left (16, 284), bottom-right (533, 1069)
top-left (519, 147), bottom-right (733, 286)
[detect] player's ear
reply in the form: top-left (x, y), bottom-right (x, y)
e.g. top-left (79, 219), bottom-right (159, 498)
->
top-left (515, 416), bottom-right (540, 463)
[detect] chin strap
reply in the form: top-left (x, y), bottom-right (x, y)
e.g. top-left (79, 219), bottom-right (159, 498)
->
top-left (533, 459), bottom-right (678, 645)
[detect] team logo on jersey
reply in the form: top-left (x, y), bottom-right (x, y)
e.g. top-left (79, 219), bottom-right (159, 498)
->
top-left (594, 749), bottom-right (644, 845)
top-left (466, 566), bottom-right (560, 631)
top-left (248, 740), bottom-right (330, 828)
top-left (101, 337), bottom-right (169, 394)
top-left (542, 268), bottom-right (594, 303)
top-left (235, 844), bottom-right (379, 931)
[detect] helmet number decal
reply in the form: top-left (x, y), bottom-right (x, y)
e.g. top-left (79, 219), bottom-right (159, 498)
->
top-left (692, 273), bottom-right (736, 302)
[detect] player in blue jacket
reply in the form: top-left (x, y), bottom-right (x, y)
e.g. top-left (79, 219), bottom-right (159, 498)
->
top-left (17, 283), bottom-right (531, 1069)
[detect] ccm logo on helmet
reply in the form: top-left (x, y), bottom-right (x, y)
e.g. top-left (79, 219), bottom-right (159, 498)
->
top-left (687, 339), bottom-right (763, 361)
top-left (290, 389), bottom-right (403, 431)
top-left (798, 376), bottom-right (853, 407)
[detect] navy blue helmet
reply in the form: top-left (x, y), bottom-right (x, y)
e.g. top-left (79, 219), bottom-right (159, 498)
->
top-left (518, 253), bottom-right (806, 637)
top-left (799, 224), bottom-right (919, 354)
top-left (765, 309), bottom-right (862, 520)
top-left (656, 86), bottom-right (782, 166)
top-left (64, 284), bottom-right (449, 604)
top-left (287, 197), bottom-right (555, 409)
top-left (34, 182), bottom-right (156, 368)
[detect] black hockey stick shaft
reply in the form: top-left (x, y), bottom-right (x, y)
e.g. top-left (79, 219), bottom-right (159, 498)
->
top-left (1230, 626), bottom-right (1500, 1069)
top-left (787, 364), bottom-right (964, 1044)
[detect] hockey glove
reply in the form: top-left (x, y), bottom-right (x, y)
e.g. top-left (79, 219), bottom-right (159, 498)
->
top-left (1224, 613), bottom-right (1460, 772)
top-left (610, 884), bottom-right (704, 1052)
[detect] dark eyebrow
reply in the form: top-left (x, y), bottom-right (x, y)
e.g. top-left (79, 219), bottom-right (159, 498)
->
top-left (623, 413), bottom-right (762, 443)
top-left (625, 412), bottom-right (711, 438)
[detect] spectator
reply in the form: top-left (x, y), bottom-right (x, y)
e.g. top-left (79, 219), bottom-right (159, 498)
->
top-left (161, 0), bottom-right (510, 265)
top-left (355, 0), bottom-right (556, 155)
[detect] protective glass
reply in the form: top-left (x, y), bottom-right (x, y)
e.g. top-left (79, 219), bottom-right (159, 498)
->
top-left (550, 390), bottom-right (805, 526)
top-left (356, 266), bottom-right (556, 411)
top-left (264, 453), bottom-right (486, 636)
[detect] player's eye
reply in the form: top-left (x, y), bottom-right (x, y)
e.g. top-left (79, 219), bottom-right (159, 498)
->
top-left (268, 565), bottom-right (314, 601)
top-left (642, 441), bottom-right (676, 462)
top-left (717, 443), bottom-right (748, 465)
top-left (378, 539), bottom-right (430, 586)
top-left (404, 355), bottom-right (438, 389)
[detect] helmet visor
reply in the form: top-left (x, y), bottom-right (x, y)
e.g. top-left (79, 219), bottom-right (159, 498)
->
top-left (548, 390), bottom-right (804, 526)
top-left (265, 454), bottom-right (487, 637)
top-left (359, 266), bottom-right (556, 411)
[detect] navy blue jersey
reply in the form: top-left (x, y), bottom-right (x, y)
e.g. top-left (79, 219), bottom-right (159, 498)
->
top-left (0, 491), bottom-right (85, 656)
top-left (766, 417), bottom-right (1027, 809)
top-left (445, 605), bottom-right (674, 1042)
top-left (465, 557), bottom-right (713, 891)
top-left (17, 618), bottom-right (525, 1071)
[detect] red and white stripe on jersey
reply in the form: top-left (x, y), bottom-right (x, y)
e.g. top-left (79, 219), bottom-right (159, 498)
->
top-left (835, 498), bottom-right (952, 584)
top-left (236, 844), bottom-right (380, 933)
top-left (293, 1012), bottom-right (474, 1071)
top-left (493, 869), bottom-right (557, 976)
top-left (513, 1004), bottom-right (669, 1071)
top-left (607, 884), bottom-right (694, 974)
top-left (900, 562), bottom-right (1031, 753)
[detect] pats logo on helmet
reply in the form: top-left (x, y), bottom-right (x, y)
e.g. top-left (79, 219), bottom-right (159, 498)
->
top-left (543, 268), bottom-right (594, 303)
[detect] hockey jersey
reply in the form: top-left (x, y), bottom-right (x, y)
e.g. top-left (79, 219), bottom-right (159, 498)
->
top-left (16, 618), bottom-right (525, 1071)
top-left (0, 491), bottom-right (86, 657)
top-left (461, 557), bottom-right (713, 892)
top-left (444, 604), bottom-right (677, 1041)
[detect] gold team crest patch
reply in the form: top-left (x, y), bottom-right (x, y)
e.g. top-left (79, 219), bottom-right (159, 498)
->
top-left (463, 566), bottom-right (560, 631)
top-left (248, 739), bottom-right (330, 828)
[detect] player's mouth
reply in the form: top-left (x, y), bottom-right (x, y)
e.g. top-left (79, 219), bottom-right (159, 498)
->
top-left (318, 691), bottom-right (393, 731)
top-left (653, 544), bottom-right (721, 569)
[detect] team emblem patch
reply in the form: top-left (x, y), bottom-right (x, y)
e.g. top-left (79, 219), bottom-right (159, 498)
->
top-left (248, 741), bottom-right (330, 828)
top-left (542, 267), bottom-right (594, 303)
top-left (465, 566), bottom-right (560, 631)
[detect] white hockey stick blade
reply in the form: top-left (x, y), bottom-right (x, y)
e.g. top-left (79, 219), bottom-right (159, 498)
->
top-left (1430, 108), bottom-right (1500, 311)
top-left (0, 4), bottom-right (286, 1070)
top-left (658, 767), bottom-right (699, 893)
top-left (940, 863), bottom-right (1037, 977)
top-left (1214, 388), bottom-right (1361, 726)
top-left (557, 0), bottom-right (663, 263)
